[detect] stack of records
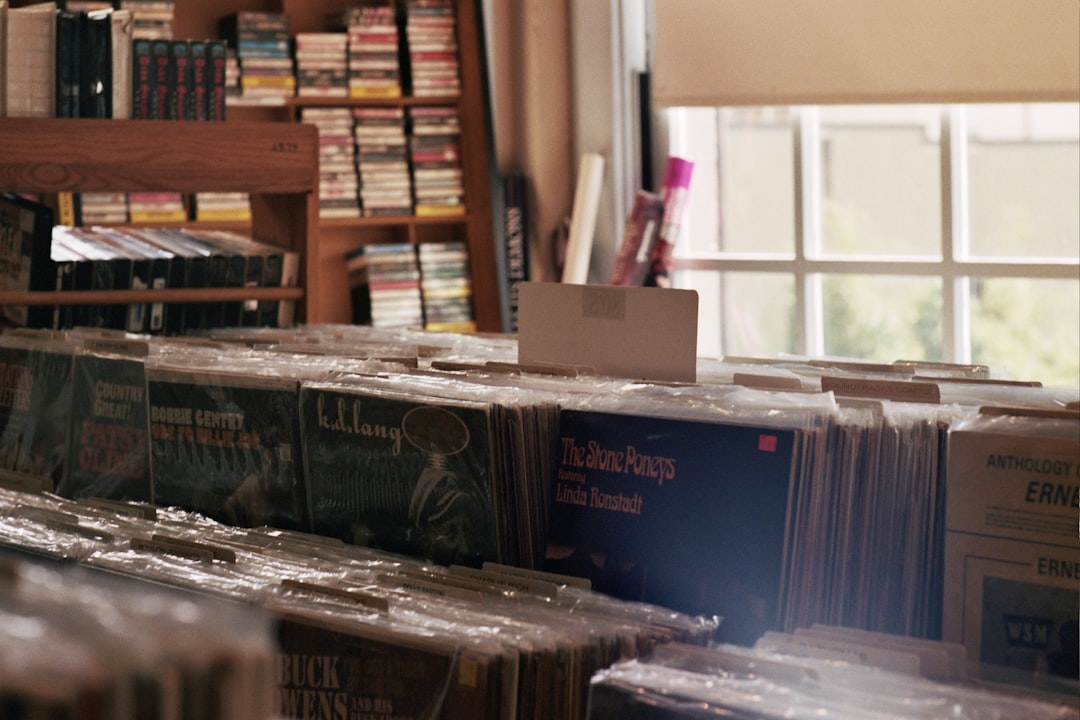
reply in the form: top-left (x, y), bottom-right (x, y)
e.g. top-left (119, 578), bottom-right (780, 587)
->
top-left (118, 0), bottom-right (174, 40)
top-left (404, 0), bottom-right (461, 97)
top-left (192, 191), bottom-right (251, 222)
top-left (335, 2), bottom-right (402, 99)
top-left (418, 240), bottom-right (475, 333)
top-left (302, 107), bottom-right (361, 219)
top-left (587, 639), bottom-right (1078, 719)
top-left (220, 11), bottom-right (295, 103)
top-left (347, 242), bottom-right (424, 328)
top-left (78, 192), bottom-right (128, 224)
top-left (0, 554), bottom-right (278, 720)
top-left (293, 31), bottom-right (348, 98)
top-left (127, 191), bottom-right (186, 223)
top-left (0, 484), bottom-right (716, 720)
top-left (409, 105), bottom-right (464, 216)
top-left (354, 106), bottom-right (412, 217)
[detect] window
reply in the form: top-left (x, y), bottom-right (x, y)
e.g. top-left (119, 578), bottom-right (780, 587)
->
top-left (667, 103), bottom-right (1080, 386)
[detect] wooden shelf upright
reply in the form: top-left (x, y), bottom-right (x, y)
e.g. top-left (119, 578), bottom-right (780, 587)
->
top-left (0, 117), bottom-right (321, 322)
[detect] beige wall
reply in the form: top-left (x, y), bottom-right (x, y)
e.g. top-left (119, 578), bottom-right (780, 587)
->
top-left (487, 0), bottom-right (573, 282)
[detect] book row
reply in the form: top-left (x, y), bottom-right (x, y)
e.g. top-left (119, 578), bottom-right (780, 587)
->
top-left (302, 104), bottom-right (465, 220)
top-left (347, 240), bottom-right (475, 333)
top-left (50, 190), bottom-right (252, 227)
top-left (0, 2), bottom-right (217, 121)
top-left (223, 1), bottom-right (461, 104)
top-left (0, 322), bottom-right (1074, 698)
top-left (0, 0), bottom-right (465, 121)
top-left (0, 192), bottom-right (297, 334)
top-left (0, 487), bottom-right (714, 720)
top-left (132, 36), bottom-right (228, 121)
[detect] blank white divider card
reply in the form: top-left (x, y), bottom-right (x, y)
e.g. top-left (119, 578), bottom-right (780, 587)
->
top-left (517, 281), bottom-right (699, 383)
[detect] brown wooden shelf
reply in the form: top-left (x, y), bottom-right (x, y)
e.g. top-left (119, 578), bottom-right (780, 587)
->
top-left (0, 118), bottom-right (317, 195)
top-left (221, 0), bottom-right (502, 332)
top-left (0, 117), bottom-right (321, 323)
top-left (236, 94), bottom-right (468, 110)
top-left (318, 214), bottom-right (469, 230)
top-left (0, 287), bottom-right (304, 307)
top-left (1, 0), bottom-right (501, 332)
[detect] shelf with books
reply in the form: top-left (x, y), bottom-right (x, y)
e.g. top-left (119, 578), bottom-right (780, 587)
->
top-left (0, 116), bottom-right (321, 322)
top-left (211, 0), bottom-right (501, 331)
top-left (1, 0), bottom-right (500, 331)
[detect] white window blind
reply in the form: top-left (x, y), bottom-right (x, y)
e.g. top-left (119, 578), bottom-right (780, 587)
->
top-left (652, 0), bottom-right (1080, 107)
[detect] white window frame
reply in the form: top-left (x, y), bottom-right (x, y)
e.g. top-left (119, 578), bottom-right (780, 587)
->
top-left (567, 2), bottom-right (1077, 373)
top-left (668, 104), bottom-right (1080, 363)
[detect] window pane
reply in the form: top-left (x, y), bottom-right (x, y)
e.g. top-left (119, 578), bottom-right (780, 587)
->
top-left (967, 103), bottom-right (1080, 260)
top-left (675, 270), bottom-right (795, 359)
top-left (970, 278), bottom-right (1080, 387)
top-left (718, 109), bottom-right (795, 255)
top-left (818, 106), bottom-right (941, 258)
top-left (822, 274), bottom-right (942, 362)
top-left (673, 107), bottom-right (795, 256)
top-left (720, 272), bottom-right (796, 358)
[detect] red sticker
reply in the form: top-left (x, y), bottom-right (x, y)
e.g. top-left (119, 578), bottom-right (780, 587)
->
top-left (758, 434), bottom-right (778, 452)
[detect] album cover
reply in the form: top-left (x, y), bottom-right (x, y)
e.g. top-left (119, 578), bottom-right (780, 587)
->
top-left (147, 366), bottom-right (306, 530)
top-left (0, 337), bottom-right (76, 491)
top-left (545, 408), bottom-right (800, 646)
top-left (274, 608), bottom-right (496, 720)
top-left (300, 381), bottom-right (498, 568)
top-left (58, 349), bottom-right (151, 503)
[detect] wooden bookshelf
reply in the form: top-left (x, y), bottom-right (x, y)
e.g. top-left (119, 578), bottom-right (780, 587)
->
top-left (181, 0), bottom-right (502, 331)
top-left (4, 0), bottom-right (501, 332)
top-left (0, 117), bottom-right (319, 320)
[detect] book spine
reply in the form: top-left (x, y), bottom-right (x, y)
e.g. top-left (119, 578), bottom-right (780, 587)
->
top-left (170, 40), bottom-right (193, 121)
top-left (644, 156), bottom-right (694, 288)
top-left (258, 250), bottom-right (283, 328)
top-left (132, 38), bottom-right (153, 120)
top-left (150, 38), bottom-right (172, 120)
top-left (0, 3), bottom-right (6, 118)
top-left (240, 253), bottom-right (263, 327)
top-left (4, 4), bottom-right (57, 118)
top-left (189, 40), bottom-right (209, 121)
top-left (54, 191), bottom-right (80, 226)
top-left (500, 172), bottom-right (529, 332)
top-left (207, 40), bottom-right (227, 121)
top-left (277, 251), bottom-right (300, 328)
top-left (81, 10), bottom-right (112, 118)
top-left (110, 9), bottom-right (133, 119)
top-left (609, 189), bottom-right (663, 286)
top-left (55, 10), bottom-right (82, 118)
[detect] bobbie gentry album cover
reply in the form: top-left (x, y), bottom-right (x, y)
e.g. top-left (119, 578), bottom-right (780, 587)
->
top-left (147, 366), bottom-right (306, 531)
